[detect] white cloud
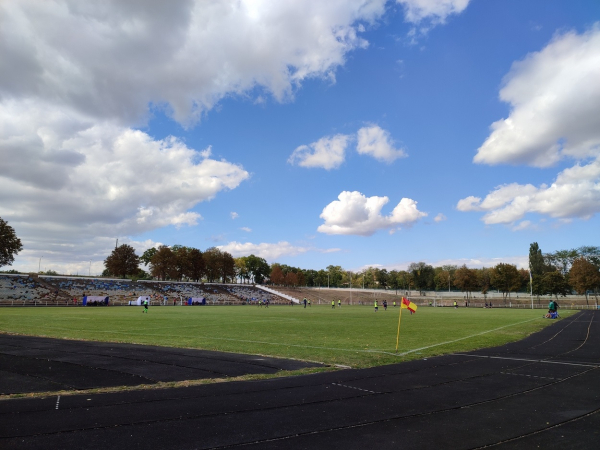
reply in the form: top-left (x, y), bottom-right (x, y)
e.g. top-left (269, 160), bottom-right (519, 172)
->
top-left (457, 157), bottom-right (600, 224)
top-left (462, 26), bottom-right (600, 227)
top-left (0, 1), bottom-right (388, 127)
top-left (2, 107), bottom-right (248, 265)
top-left (11, 238), bottom-right (161, 275)
top-left (218, 241), bottom-right (339, 261)
top-left (474, 25), bottom-right (600, 167)
top-left (356, 125), bottom-right (407, 163)
top-left (288, 134), bottom-right (351, 170)
top-left (365, 255), bottom-right (529, 272)
top-left (240, 227), bottom-right (252, 232)
top-left (397, 0), bottom-right (471, 24)
top-left (230, 212), bottom-right (239, 219)
top-left (290, 125), bottom-right (406, 169)
top-left (511, 220), bottom-right (534, 231)
top-left (318, 191), bottom-right (427, 235)
top-left (434, 213), bottom-right (447, 222)
top-left (2, 1), bottom-right (393, 265)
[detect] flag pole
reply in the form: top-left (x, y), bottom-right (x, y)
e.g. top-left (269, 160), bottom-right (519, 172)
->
top-left (395, 300), bottom-right (403, 353)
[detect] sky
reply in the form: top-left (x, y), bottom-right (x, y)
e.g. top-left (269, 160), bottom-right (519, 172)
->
top-left (1, 0), bottom-right (600, 276)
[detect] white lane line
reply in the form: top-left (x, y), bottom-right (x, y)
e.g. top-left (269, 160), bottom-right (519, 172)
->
top-left (55, 395), bottom-right (60, 410)
top-left (500, 372), bottom-right (556, 380)
top-left (453, 353), bottom-right (600, 368)
top-left (395, 318), bottom-right (540, 357)
top-left (331, 383), bottom-right (378, 394)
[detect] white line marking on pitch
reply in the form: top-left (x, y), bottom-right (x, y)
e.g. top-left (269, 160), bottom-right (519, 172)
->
top-left (31, 317), bottom-right (541, 358)
top-left (395, 318), bottom-right (540, 357)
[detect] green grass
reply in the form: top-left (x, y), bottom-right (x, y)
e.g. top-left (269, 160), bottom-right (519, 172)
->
top-left (0, 305), bottom-right (574, 368)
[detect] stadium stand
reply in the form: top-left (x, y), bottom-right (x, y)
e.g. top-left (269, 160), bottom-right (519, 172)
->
top-left (0, 274), bottom-right (56, 305)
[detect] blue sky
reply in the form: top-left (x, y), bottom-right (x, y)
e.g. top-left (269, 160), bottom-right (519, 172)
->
top-left (2, 0), bottom-right (599, 275)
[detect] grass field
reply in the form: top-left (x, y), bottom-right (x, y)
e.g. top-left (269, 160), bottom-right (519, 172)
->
top-left (0, 305), bottom-right (574, 368)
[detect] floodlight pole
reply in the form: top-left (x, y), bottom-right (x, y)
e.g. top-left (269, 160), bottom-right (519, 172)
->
top-left (89, 260), bottom-right (91, 277)
top-left (38, 257), bottom-right (42, 273)
top-left (529, 269), bottom-right (533, 310)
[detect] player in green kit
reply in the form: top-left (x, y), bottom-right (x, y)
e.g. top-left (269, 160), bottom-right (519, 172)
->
top-left (143, 299), bottom-right (148, 313)
top-left (331, 300), bottom-right (335, 309)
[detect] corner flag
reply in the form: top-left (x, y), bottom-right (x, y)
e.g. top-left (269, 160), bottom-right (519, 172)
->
top-left (401, 297), bottom-right (417, 313)
top-left (395, 297), bottom-right (417, 353)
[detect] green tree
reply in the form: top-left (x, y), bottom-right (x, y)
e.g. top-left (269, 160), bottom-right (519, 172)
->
top-left (490, 263), bottom-right (521, 301)
top-left (188, 248), bottom-right (205, 282)
top-left (245, 254), bottom-right (270, 284)
top-left (104, 244), bottom-right (140, 279)
top-left (477, 267), bottom-right (492, 296)
top-left (140, 247), bottom-right (157, 266)
top-left (541, 270), bottom-right (569, 300)
top-left (0, 217), bottom-right (23, 268)
top-left (544, 249), bottom-right (579, 275)
top-left (150, 245), bottom-right (176, 280)
top-left (408, 262), bottom-right (434, 294)
top-left (326, 265), bottom-right (343, 287)
top-left (453, 265), bottom-right (478, 299)
top-left (203, 247), bottom-right (222, 282)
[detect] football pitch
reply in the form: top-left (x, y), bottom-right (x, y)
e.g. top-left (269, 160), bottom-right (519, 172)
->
top-left (0, 305), bottom-right (573, 368)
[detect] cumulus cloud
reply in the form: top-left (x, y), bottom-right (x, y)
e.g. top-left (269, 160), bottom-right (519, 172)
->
top-left (457, 157), bottom-right (600, 224)
top-left (356, 125), bottom-right (407, 163)
top-left (434, 213), bottom-right (447, 222)
top-left (0, 1), bottom-right (388, 127)
top-left (0, 106), bottom-right (248, 264)
top-left (230, 212), bottom-right (239, 219)
top-left (289, 125), bottom-right (406, 169)
top-left (397, 0), bottom-right (470, 25)
top-left (318, 191), bottom-right (427, 235)
top-left (218, 241), bottom-right (340, 261)
top-left (288, 134), bottom-right (351, 170)
top-left (240, 227), bottom-right (252, 232)
top-left (474, 26), bottom-right (600, 168)
top-left (462, 26), bottom-right (600, 227)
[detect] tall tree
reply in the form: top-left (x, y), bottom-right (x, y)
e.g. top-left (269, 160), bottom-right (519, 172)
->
top-left (104, 244), bottom-right (140, 279)
top-left (453, 265), bottom-right (478, 299)
top-left (140, 247), bottom-right (157, 267)
top-left (203, 247), bottom-right (222, 282)
top-left (188, 248), bottom-right (205, 282)
top-left (150, 245), bottom-right (176, 280)
top-left (245, 254), bottom-right (270, 284)
top-left (541, 271), bottom-right (569, 300)
top-left (219, 251), bottom-right (236, 283)
top-left (569, 257), bottom-right (600, 307)
top-left (0, 217), bottom-right (23, 268)
top-left (544, 249), bottom-right (579, 275)
top-left (408, 262), bottom-right (434, 293)
top-left (326, 265), bottom-right (343, 287)
top-left (270, 265), bottom-right (284, 285)
top-left (490, 263), bottom-right (521, 300)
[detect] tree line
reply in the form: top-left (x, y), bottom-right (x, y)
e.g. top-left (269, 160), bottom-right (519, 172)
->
top-left (103, 244), bottom-right (271, 284)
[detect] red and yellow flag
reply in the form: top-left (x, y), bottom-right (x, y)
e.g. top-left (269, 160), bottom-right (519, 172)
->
top-left (401, 297), bottom-right (417, 313)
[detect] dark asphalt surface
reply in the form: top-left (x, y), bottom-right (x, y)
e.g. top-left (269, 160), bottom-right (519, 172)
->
top-left (0, 334), bottom-right (322, 394)
top-left (1, 311), bottom-right (598, 449)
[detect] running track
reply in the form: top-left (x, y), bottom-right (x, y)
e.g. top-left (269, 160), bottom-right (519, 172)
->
top-left (0, 310), bottom-right (598, 449)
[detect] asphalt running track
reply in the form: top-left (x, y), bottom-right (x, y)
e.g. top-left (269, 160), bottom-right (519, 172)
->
top-left (0, 311), bottom-right (598, 449)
